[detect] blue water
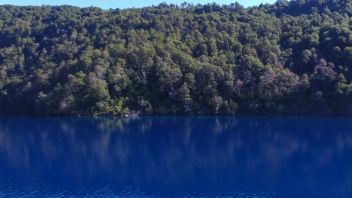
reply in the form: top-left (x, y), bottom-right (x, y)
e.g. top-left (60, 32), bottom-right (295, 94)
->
top-left (0, 116), bottom-right (352, 197)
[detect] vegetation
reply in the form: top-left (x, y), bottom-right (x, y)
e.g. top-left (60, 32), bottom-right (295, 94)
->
top-left (1, 0), bottom-right (352, 115)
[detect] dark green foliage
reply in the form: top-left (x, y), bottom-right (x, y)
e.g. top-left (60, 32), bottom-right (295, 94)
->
top-left (1, 0), bottom-right (352, 115)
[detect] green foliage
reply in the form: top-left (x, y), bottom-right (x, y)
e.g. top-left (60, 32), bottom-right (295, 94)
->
top-left (2, 0), bottom-right (352, 115)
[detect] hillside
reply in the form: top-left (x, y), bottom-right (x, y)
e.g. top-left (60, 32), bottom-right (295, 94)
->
top-left (1, 0), bottom-right (352, 115)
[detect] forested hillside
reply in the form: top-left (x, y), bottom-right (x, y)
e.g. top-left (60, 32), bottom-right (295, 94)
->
top-left (1, 0), bottom-right (352, 115)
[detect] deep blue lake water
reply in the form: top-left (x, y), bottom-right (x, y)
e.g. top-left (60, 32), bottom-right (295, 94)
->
top-left (0, 116), bottom-right (352, 197)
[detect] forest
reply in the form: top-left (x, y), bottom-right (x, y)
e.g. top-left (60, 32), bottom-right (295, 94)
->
top-left (1, 0), bottom-right (352, 115)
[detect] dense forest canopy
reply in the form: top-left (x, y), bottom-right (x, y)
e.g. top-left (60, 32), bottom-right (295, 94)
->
top-left (1, 0), bottom-right (352, 115)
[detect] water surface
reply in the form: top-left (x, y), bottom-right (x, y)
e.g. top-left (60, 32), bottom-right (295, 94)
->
top-left (0, 116), bottom-right (352, 197)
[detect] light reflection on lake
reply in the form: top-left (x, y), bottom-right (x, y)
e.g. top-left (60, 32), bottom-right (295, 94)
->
top-left (0, 116), bottom-right (352, 197)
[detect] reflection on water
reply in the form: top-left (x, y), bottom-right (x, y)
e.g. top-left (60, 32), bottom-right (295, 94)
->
top-left (0, 116), bottom-right (352, 197)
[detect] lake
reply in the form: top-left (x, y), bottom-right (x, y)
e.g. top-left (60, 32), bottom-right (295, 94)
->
top-left (0, 116), bottom-right (351, 197)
